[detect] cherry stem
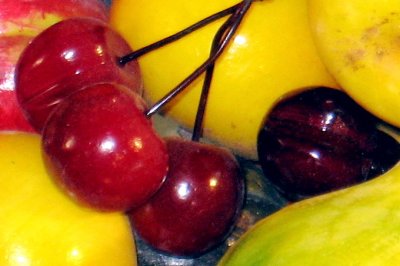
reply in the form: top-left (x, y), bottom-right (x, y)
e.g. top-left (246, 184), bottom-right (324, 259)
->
top-left (145, 0), bottom-right (254, 118)
top-left (191, 10), bottom-right (239, 142)
top-left (191, 61), bottom-right (215, 142)
top-left (118, 3), bottom-right (240, 66)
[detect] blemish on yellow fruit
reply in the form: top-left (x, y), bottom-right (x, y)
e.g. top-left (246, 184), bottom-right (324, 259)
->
top-left (309, 0), bottom-right (400, 128)
top-left (345, 49), bottom-right (365, 70)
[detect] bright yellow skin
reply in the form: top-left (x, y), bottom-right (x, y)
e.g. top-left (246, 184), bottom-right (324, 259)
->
top-left (0, 132), bottom-right (137, 266)
top-left (308, 0), bottom-right (400, 128)
top-left (109, 0), bottom-right (338, 159)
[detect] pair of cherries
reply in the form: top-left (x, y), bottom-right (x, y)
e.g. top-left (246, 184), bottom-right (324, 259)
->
top-left (15, 1), bottom-right (251, 257)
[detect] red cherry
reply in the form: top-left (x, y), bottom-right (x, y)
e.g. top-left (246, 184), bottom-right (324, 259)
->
top-left (130, 137), bottom-right (244, 257)
top-left (15, 17), bottom-right (142, 132)
top-left (42, 83), bottom-right (168, 211)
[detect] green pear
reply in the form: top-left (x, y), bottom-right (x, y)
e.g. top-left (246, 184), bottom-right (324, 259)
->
top-left (219, 162), bottom-right (400, 265)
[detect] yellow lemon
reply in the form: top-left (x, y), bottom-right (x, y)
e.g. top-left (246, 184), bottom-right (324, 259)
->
top-left (308, 0), bottom-right (400, 128)
top-left (0, 132), bottom-right (137, 266)
top-left (109, 0), bottom-right (338, 159)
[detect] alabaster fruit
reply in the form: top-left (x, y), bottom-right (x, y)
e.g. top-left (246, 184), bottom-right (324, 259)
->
top-left (0, 0), bottom-right (108, 132)
top-left (0, 132), bottom-right (137, 266)
top-left (109, 0), bottom-right (338, 159)
top-left (308, 0), bottom-right (400, 128)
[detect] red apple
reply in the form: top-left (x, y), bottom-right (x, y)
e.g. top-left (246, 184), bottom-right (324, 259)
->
top-left (0, 36), bottom-right (33, 131)
top-left (0, 0), bottom-right (108, 132)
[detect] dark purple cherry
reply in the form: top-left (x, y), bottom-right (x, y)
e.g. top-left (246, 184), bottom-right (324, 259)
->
top-left (130, 137), bottom-right (244, 257)
top-left (257, 87), bottom-right (400, 200)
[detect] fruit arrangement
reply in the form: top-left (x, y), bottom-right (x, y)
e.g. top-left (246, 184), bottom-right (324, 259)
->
top-left (1, 0), bottom-right (400, 265)
top-left (109, 0), bottom-right (339, 159)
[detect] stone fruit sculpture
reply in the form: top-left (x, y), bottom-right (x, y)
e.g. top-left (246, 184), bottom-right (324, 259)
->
top-left (109, 0), bottom-right (338, 159)
top-left (308, 0), bottom-right (400, 129)
top-left (0, 0), bottom-right (108, 132)
top-left (6, 0), bottom-right (400, 264)
top-left (0, 132), bottom-right (137, 266)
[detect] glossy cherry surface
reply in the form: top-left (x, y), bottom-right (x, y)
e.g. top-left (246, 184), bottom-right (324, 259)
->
top-left (42, 83), bottom-right (168, 211)
top-left (16, 17), bottom-right (142, 132)
top-left (258, 87), bottom-right (400, 200)
top-left (130, 137), bottom-right (244, 257)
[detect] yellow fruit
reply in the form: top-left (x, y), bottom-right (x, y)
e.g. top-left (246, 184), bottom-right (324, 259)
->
top-left (109, 0), bottom-right (338, 159)
top-left (0, 132), bottom-right (137, 266)
top-left (219, 161), bottom-right (400, 265)
top-left (308, 0), bottom-right (400, 128)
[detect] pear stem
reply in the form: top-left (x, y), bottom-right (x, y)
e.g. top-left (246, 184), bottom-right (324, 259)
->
top-left (118, 3), bottom-right (240, 66)
top-left (145, 0), bottom-right (253, 118)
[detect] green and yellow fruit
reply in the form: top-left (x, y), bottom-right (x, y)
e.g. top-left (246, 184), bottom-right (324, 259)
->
top-left (219, 161), bottom-right (400, 265)
top-left (110, 0), bottom-right (338, 159)
top-left (0, 132), bottom-right (137, 266)
top-left (308, 0), bottom-right (400, 128)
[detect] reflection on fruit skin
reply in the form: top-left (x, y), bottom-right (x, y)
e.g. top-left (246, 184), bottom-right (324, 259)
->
top-left (131, 137), bottom-right (244, 257)
top-left (15, 17), bottom-right (143, 132)
top-left (0, 132), bottom-right (137, 266)
top-left (41, 83), bottom-right (167, 212)
top-left (109, 0), bottom-right (338, 159)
